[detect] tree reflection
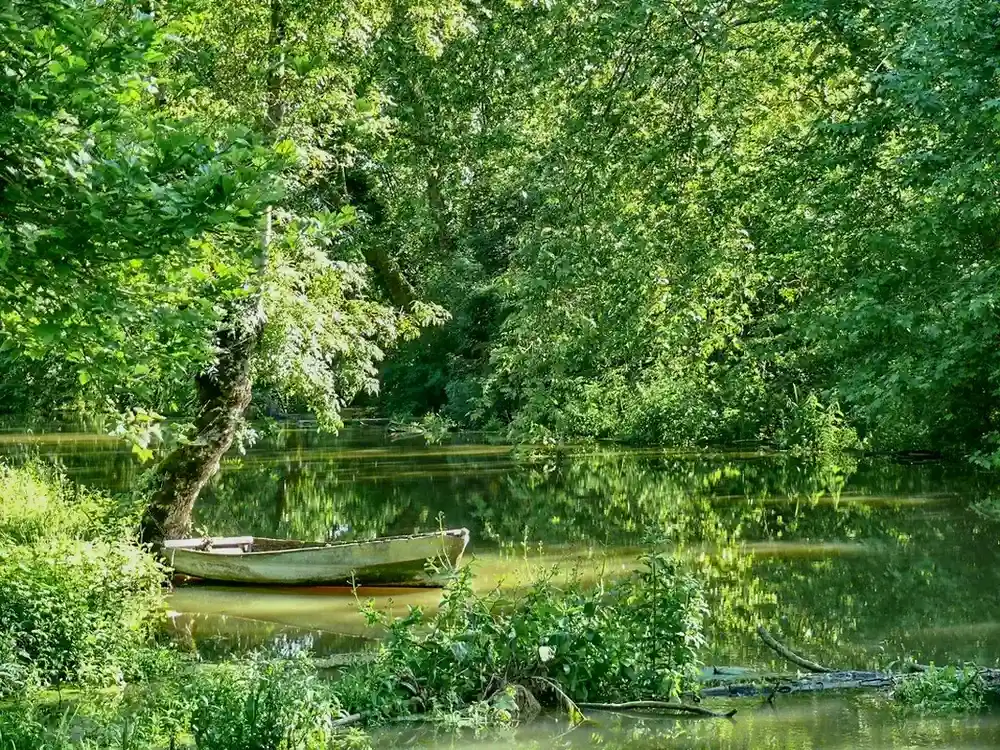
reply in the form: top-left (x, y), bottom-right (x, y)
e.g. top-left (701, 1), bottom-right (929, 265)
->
top-left (4, 425), bottom-right (999, 669)
top-left (190, 431), bottom-right (1000, 668)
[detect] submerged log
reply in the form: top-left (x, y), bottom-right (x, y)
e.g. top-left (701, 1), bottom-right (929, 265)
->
top-left (579, 701), bottom-right (736, 719)
top-left (697, 627), bottom-right (1000, 701)
top-left (700, 670), bottom-right (897, 698)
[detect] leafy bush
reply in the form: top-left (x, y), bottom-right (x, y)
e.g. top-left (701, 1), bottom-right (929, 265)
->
top-left (387, 412), bottom-right (455, 444)
top-left (773, 393), bottom-right (861, 456)
top-left (0, 680), bottom-right (183, 750)
top-left (0, 462), bottom-right (165, 697)
top-left (0, 652), bottom-right (371, 750)
top-left (186, 653), bottom-right (345, 750)
top-left (0, 462), bottom-right (119, 545)
top-left (0, 631), bottom-right (37, 699)
top-left (893, 666), bottom-right (990, 713)
top-left (339, 554), bottom-right (706, 721)
top-left (0, 538), bottom-right (165, 694)
top-left (0, 702), bottom-right (64, 750)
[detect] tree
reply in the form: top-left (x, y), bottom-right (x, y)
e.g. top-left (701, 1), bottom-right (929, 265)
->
top-left (0, 0), bottom-right (456, 542)
top-left (375, 0), bottom-right (1000, 461)
top-left (0, 0), bottom-right (282, 418)
top-left (7, 0), bottom-right (1000, 481)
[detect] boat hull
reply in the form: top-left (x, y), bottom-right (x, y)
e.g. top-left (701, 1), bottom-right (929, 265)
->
top-left (165, 530), bottom-right (470, 586)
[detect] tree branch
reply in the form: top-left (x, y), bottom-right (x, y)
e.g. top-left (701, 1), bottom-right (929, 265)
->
top-left (757, 625), bottom-right (835, 673)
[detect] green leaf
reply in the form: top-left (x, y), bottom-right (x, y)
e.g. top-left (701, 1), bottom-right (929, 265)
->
top-left (273, 139), bottom-right (296, 157)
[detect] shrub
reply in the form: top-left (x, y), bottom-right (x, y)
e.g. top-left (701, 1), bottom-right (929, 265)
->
top-left (773, 392), bottom-right (861, 455)
top-left (0, 702), bottom-right (61, 750)
top-left (186, 653), bottom-right (344, 750)
top-left (0, 631), bottom-right (38, 698)
top-left (0, 462), bottom-right (119, 545)
top-left (0, 538), bottom-right (166, 694)
top-left (339, 554), bottom-right (706, 721)
top-left (0, 462), bottom-right (164, 697)
top-left (0, 681), bottom-right (190, 750)
top-left (893, 666), bottom-right (990, 713)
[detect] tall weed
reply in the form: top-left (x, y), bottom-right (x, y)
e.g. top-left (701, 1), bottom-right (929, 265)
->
top-left (0, 462), bottom-right (119, 545)
top-left (0, 539), bottom-right (165, 695)
top-left (893, 666), bottom-right (990, 713)
top-left (186, 653), bottom-right (343, 750)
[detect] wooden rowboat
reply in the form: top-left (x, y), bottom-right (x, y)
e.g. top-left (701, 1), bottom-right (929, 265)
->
top-left (163, 529), bottom-right (470, 586)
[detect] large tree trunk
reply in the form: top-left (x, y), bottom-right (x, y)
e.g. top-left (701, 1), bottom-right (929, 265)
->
top-left (140, 318), bottom-right (259, 543)
top-left (140, 0), bottom-right (285, 546)
top-left (360, 244), bottom-right (417, 308)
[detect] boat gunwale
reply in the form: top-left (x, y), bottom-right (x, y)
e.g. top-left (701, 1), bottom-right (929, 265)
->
top-left (167, 528), bottom-right (470, 559)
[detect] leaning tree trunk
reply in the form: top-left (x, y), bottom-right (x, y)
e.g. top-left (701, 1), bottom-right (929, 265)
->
top-left (141, 0), bottom-right (285, 545)
top-left (140, 319), bottom-right (259, 543)
top-left (360, 244), bottom-right (417, 308)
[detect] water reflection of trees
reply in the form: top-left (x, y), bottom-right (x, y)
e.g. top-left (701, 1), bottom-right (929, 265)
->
top-left (190, 435), bottom-right (1000, 667)
top-left (5, 425), bottom-right (1000, 668)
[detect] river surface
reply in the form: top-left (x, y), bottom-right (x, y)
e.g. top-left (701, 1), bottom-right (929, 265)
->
top-left (3, 421), bottom-right (1000, 748)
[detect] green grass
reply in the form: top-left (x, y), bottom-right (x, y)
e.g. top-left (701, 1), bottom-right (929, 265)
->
top-left (0, 461), bottom-right (120, 545)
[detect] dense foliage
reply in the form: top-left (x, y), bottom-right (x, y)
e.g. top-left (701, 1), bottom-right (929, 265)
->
top-left (340, 556), bottom-right (705, 719)
top-left (0, 539), bottom-right (164, 696)
top-left (0, 463), bottom-right (165, 697)
top-left (0, 462), bottom-right (118, 545)
top-left (3, 0), bottom-right (999, 461)
top-left (370, 0), bottom-right (1000, 460)
top-left (0, 0), bottom-right (449, 447)
top-left (0, 0), bottom-right (280, 415)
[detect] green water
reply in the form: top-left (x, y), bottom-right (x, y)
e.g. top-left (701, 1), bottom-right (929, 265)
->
top-left (376, 694), bottom-right (1000, 748)
top-left (4, 422), bottom-right (1000, 747)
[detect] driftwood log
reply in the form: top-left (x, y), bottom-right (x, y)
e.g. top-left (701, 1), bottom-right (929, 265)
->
top-left (579, 701), bottom-right (737, 719)
top-left (697, 626), bottom-right (1000, 700)
top-left (701, 670), bottom-right (897, 698)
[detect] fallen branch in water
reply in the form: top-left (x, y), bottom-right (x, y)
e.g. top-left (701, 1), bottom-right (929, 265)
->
top-left (578, 701), bottom-right (737, 719)
top-left (698, 663), bottom-right (1000, 700)
top-left (756, 626), bottom-right (833, 673)
top-left (700, 670), bottom-right (896, 698)
top-left (330, 713), bottom-right (362, 728)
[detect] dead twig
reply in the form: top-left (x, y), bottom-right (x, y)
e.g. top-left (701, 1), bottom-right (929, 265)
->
top-left (531, 677), bottom-right (587, 723)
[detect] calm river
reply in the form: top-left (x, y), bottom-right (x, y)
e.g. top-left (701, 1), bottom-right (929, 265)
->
top-left (3, 421), bottom-right (1000, 747)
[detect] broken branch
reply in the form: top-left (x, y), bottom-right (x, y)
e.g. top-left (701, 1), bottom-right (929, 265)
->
top-left (757, 625), bottom-right (834, 673)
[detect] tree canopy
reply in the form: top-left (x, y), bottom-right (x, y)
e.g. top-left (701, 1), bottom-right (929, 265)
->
top-left (3, 0), bottom-right (1000, 464)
